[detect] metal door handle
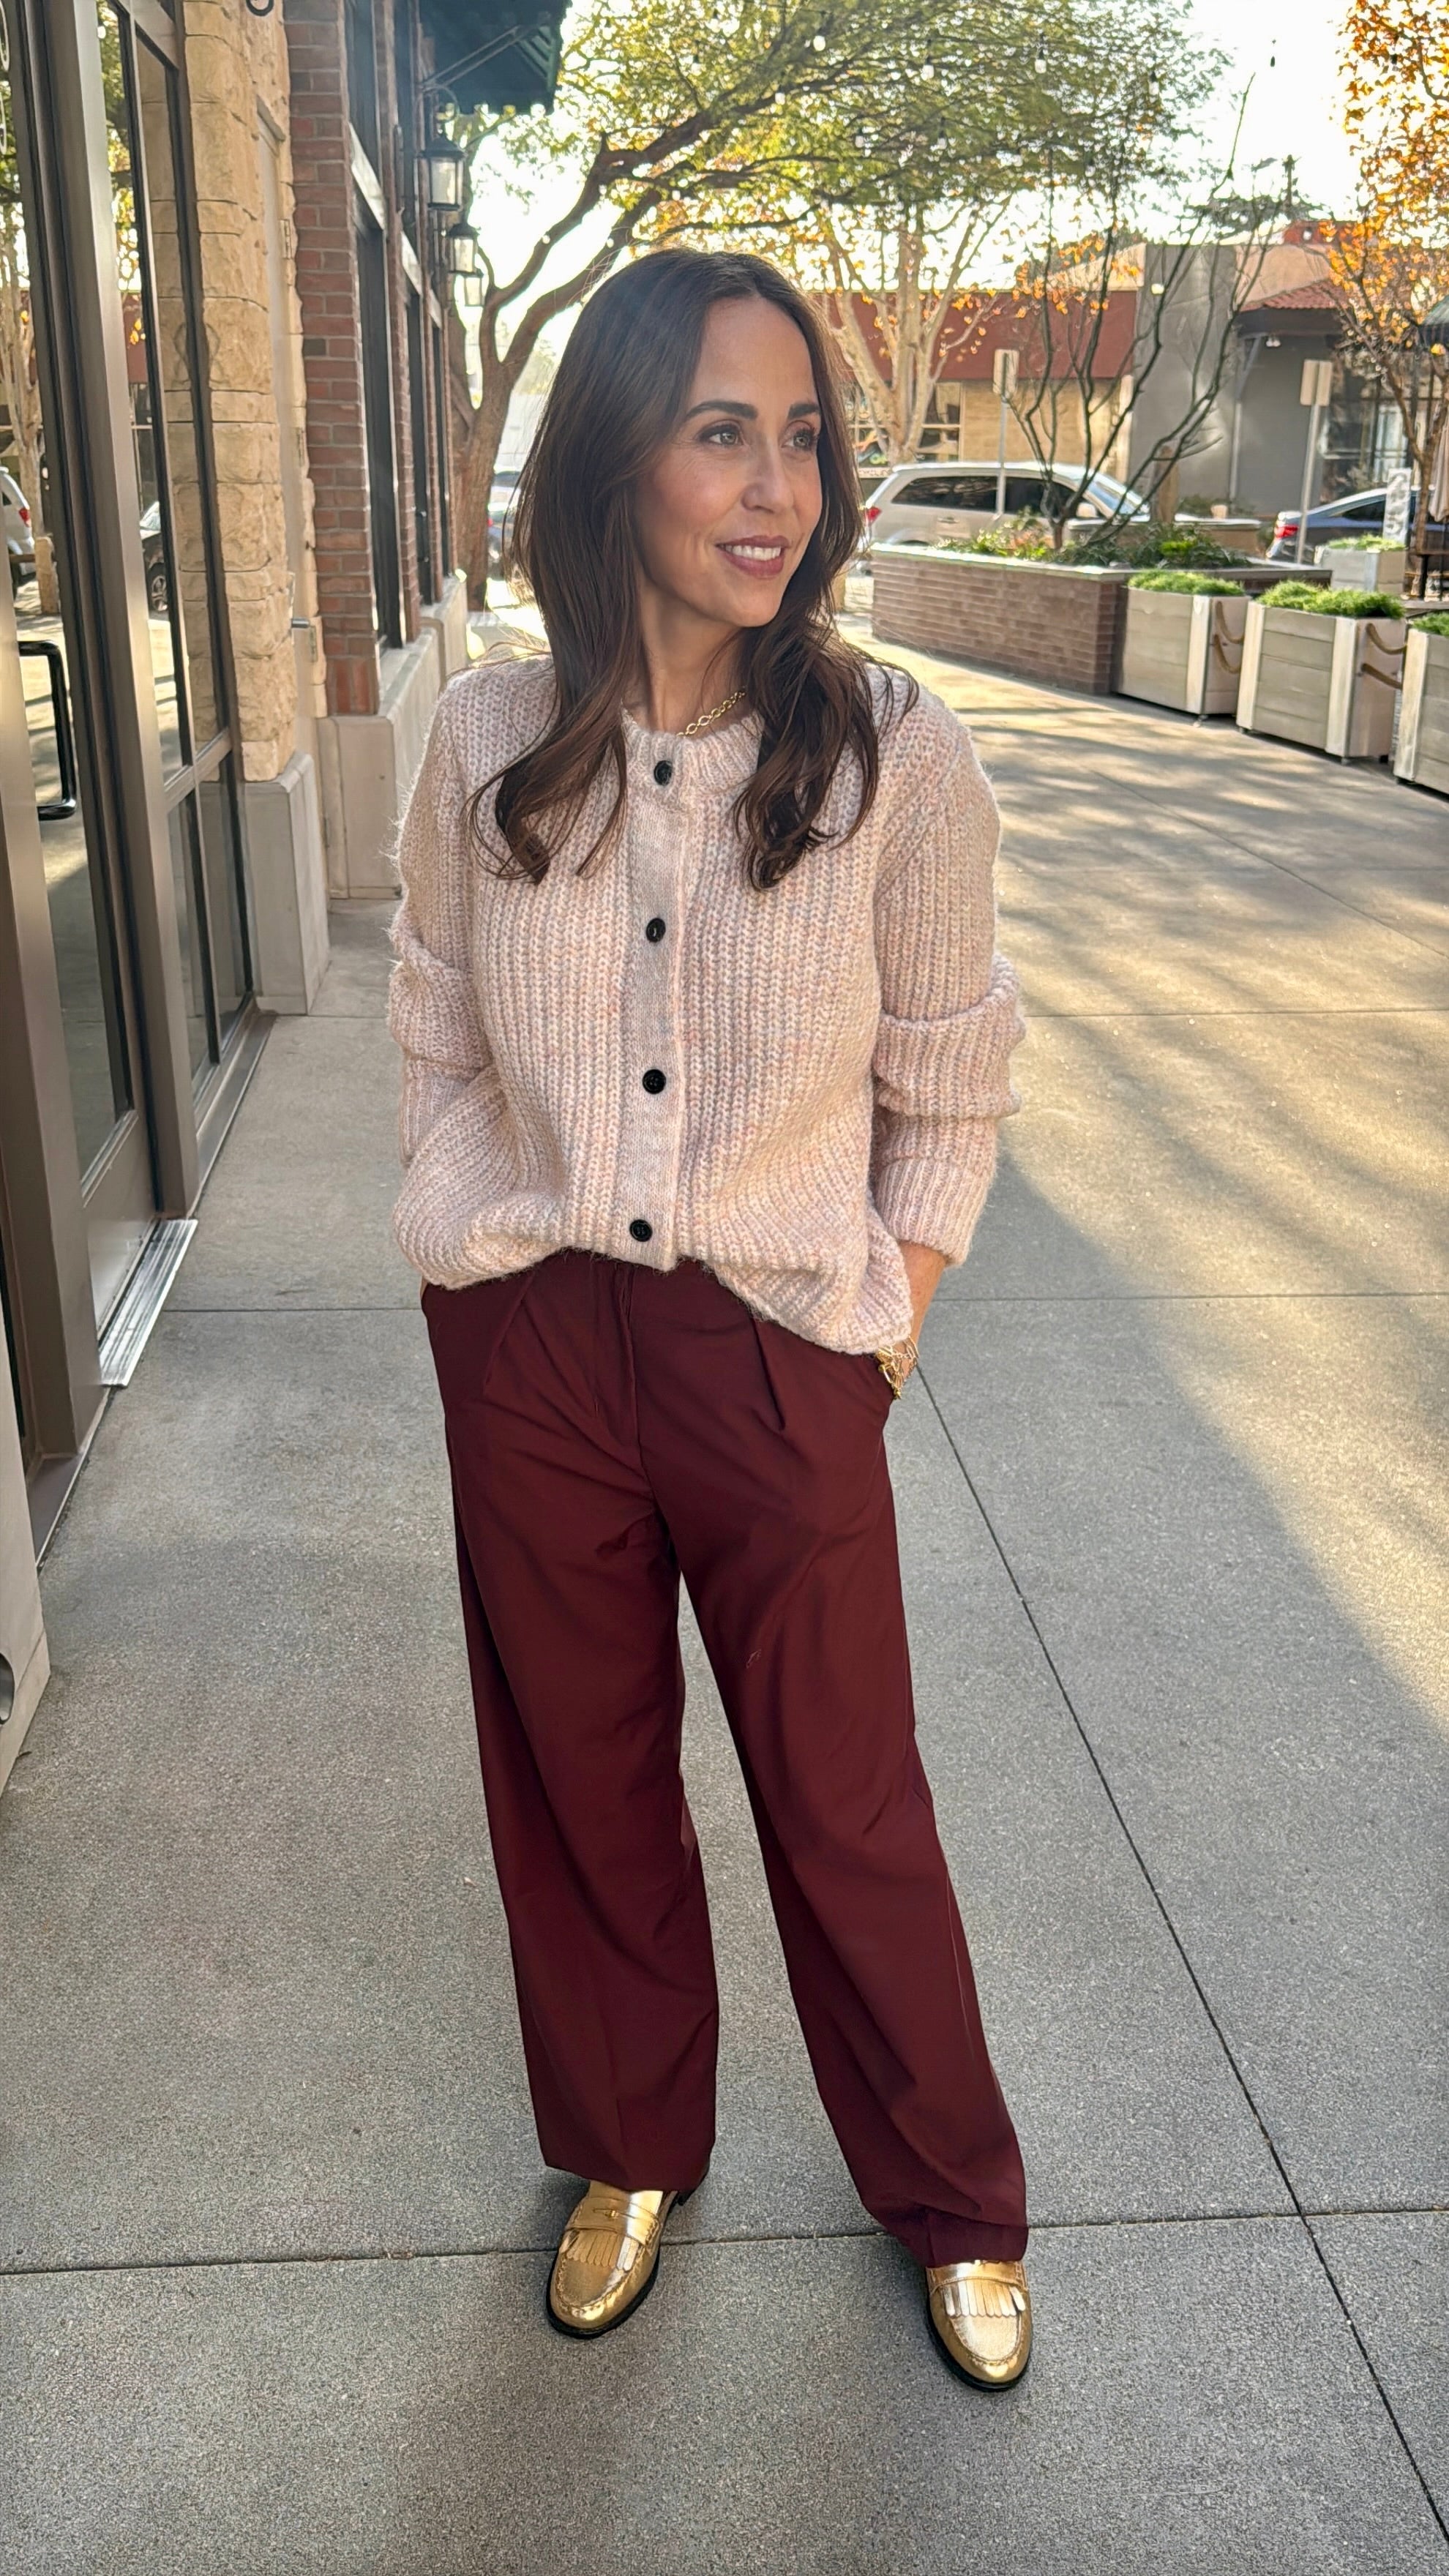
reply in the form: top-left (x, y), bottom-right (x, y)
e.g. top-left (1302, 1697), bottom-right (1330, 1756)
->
top-left (18, 637), bottom-right (79, 820)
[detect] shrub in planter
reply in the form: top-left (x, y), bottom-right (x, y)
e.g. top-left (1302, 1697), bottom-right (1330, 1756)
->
top-left (1396, 613), bottom-right (1449, 794)
top-left (1128, 569), bottom-right (1245, 596)
top-left (1120, 569), bottom-right (1247, 714)
top-left (1258, 581), bottom-right (1402, 618)
top-left (1067, 526), bottom-right (1240, 571)
top-left (1239, 584), bottom-right (1406, 757)
top-left (965, 512), bottom-right (1055, 560)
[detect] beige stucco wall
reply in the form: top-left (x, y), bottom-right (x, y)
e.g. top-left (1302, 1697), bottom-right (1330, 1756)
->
top-left (852, 377), bottom-right (1133, 481)
top-left (952, 383), bottom-right (1131, 479)
top-left (180, 1), bottom-right (319, 782)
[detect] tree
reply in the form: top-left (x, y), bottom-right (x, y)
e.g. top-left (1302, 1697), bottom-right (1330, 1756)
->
top-left (452, 0), bottom-right (927, 600)
top-left (1328, 0), bottom-right (1449, 562)
top-left (643, 0), bottom-right (1076, 464)
top-left (995, 43), bottom-right (1292, 553)
top-left (638, 0), bottom-right (1223, 475)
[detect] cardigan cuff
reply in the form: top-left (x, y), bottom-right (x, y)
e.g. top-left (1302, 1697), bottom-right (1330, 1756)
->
top-left (872, 1127), bottom-right (999, 1267)
top-left (872, 954), bottom-right (1025, 1123)
top-left (388, 916), bottom-right (487, 1075)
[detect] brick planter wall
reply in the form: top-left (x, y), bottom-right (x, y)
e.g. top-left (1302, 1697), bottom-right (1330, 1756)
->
top-left (871, 550), bottom-right (1129, 693)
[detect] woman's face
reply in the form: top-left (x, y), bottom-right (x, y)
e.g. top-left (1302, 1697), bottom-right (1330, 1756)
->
top-left (633, 297), bottom-right (824, 632)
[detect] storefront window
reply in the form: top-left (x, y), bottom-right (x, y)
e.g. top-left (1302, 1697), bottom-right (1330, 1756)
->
top-left (105, 8), bottom-right (222, 768)
top-left (100, 2), bottom-right (252, 1089)
top-left (0, 37), bottom-right (133, 1178)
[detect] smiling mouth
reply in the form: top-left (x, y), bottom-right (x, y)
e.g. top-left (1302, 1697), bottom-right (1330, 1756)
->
top-left (718, 537), bottom-right (790, 577)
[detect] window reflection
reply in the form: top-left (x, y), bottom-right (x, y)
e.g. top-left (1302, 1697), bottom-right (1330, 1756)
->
top-left (103, 7), bottom-right (220, 768)
top-left (1, 42), bottom-right (130, 1175)
top-left (195, 760), bottom-right (250, 1052)
top-left (166, 800), bottom-right (211, 1079)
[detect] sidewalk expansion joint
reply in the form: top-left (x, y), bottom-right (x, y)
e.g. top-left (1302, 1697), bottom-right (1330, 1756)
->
top-left (8, 2204), bottom-right (1425, 2286)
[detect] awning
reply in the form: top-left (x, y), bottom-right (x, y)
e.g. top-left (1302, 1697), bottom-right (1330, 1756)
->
top-left (418, 0), bottom-right (565, 113)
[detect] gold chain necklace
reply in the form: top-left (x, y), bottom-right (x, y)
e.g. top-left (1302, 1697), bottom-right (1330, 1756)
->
top-left (682, 688), bottom-right (746, 736)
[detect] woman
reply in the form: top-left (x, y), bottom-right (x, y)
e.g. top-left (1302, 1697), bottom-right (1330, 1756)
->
top-left (388, 249), bottom-right (1030, 2388)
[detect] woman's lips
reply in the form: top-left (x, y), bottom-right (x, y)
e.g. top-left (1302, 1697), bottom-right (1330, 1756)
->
top-left (717, 538), bottom-right (790, 580)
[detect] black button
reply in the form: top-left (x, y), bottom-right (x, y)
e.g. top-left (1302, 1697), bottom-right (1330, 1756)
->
top-left (641, 1067), bottom-right (667, 1095)
top-left (653, 759), bottom-right (673, 786)
top-left (629, 1218), bottom-right (654, 1243)
top-left (645, 916), bottom-right (666, 943)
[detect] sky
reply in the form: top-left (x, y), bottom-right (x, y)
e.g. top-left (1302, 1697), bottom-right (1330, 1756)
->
top-left (1188, 0), bottom-right (1358, 211)
top-left (461, 0), bottom-right (1360, 362)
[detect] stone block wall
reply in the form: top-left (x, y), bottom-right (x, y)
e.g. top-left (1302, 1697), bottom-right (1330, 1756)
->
top-left (872, 553), bottom-right (1129, 694)
top-left (180, 0), bottom-right (314, 778)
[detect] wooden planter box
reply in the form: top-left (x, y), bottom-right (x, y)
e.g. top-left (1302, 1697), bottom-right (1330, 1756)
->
top-left (1237, 602), bottom-right (1406, 759)
top-left (871, 547), bottom-right (1128, 693)
top-left (1118, 589), bottom-right (1248, 716)
top-left (1318, 543), bottom-right (1406, 591)
top-left (1395, 624), bottom-right (1449, 795)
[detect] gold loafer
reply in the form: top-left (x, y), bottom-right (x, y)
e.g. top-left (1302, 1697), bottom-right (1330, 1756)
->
top-left (546, 2182), bottom-right (683, 2338)
top-left (925, 2258), bottom-right (1032, 2389)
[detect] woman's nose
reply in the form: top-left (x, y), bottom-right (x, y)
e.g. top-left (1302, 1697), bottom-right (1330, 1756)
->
top-left (741, 437), bottom-right (793, 512)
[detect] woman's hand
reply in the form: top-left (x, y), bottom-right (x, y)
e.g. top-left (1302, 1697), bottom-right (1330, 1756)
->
top-left (898, 1240), bottom-right (946, 1345)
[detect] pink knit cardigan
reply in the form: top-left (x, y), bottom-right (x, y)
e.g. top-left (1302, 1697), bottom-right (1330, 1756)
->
top-left (387, 654), bottom-right (1023, 1352)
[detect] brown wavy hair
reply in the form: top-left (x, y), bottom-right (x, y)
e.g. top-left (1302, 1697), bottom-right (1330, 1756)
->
top-left (471, 248), bottom-right (913, 891)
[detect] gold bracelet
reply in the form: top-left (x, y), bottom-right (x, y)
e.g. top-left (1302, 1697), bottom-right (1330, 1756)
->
top-left (874, 1336), bottom-right (919, 1400)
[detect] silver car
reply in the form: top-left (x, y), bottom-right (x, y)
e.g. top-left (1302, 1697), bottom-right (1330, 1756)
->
top-left (861, 460), bottom-right (1148, 550)
top-left (488, 469), bottom-right (522, 573)
top-left (2, 468), bottom-right (36, 594)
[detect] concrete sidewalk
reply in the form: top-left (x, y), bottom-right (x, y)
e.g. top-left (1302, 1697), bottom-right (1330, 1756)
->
top-left (3, 653), bottom-right (1445, 2574)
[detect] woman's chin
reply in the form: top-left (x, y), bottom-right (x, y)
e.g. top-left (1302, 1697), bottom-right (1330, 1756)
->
top-left (713, 574), bottom-right (789, 626)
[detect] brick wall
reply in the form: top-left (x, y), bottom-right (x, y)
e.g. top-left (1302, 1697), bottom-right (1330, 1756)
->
top-left (872, 553), bottom-right (1129, 694)
top-left (284, 0), bottom-right (379, 718)
top-left (372, 0), bottom-right (422, 640)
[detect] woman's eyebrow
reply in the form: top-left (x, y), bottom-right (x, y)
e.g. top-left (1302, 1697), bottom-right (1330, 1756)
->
top-left (681, 397), bottom-right (822, 421)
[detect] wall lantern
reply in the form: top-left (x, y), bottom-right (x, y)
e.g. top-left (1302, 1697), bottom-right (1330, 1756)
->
top-left (446, 222), bottom-right (480, 276)
top-left (422, 132), bottom-right (466, 209)
top-left (459, 274), bottom-right (485, 307)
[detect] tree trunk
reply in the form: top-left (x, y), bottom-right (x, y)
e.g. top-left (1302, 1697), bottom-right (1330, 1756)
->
top-left (455, 364), bottom-right (517, 610)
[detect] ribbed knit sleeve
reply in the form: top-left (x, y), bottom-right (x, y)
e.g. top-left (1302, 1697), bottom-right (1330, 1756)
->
top-left (870, 705), bottom-right (1025, 1265)
top-left (388, 684), bottom-right (493, 1167)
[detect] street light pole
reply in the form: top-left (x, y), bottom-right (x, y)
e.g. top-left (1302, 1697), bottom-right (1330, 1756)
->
top-left (993, 346), bottom-right (1019, 516)
top-left (1295, 357), bottom-right (1333, 566)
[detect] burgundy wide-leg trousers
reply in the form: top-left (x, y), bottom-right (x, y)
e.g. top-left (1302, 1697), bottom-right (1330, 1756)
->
top-left (424, 1250), bottom-right (1027, 2268)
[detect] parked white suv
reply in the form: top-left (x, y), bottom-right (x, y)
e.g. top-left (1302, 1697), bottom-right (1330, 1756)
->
top-left (861, 460), bottom-right (1149, 551)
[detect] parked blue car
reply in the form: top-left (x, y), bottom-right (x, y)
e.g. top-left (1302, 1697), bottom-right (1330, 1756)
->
top-left (1268, 482), bottom-right (1442, 558)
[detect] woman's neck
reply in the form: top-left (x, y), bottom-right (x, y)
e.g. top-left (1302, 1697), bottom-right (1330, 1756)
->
top-left (625, 585), bottom-right (745, 735)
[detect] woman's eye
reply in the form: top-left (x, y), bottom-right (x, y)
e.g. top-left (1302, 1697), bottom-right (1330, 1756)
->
top-left (702, 421), bottom-right (741, 446)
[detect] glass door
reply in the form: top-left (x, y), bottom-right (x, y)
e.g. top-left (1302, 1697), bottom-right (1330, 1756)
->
top-left (1, 6), bottom-right (156, 1330)
top-left (0, 0), bottom-right (255, 1360)
top-left (105, 4), bottom-right (252, 1090)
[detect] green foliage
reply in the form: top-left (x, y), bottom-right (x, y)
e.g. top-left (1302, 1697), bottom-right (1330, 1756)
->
top-left (1128, 568), bottom-right (1245, 594)
top-left (1318, 531), bottom-right (1396, 550)
top-left (967, 512), bottom-right (1054, 560)
top-left (1258, 580), bottom-right (1323, 608)
top-left (1260, 581), bottom-right (1403, 616)
top-left (1409, 610), bottom-right (1449, 636)
top-left (1065, 525), bottom-right (1240, 570)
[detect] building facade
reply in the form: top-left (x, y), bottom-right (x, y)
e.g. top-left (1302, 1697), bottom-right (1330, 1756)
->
top-left (0, 0), bottom-right (550, 1787)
